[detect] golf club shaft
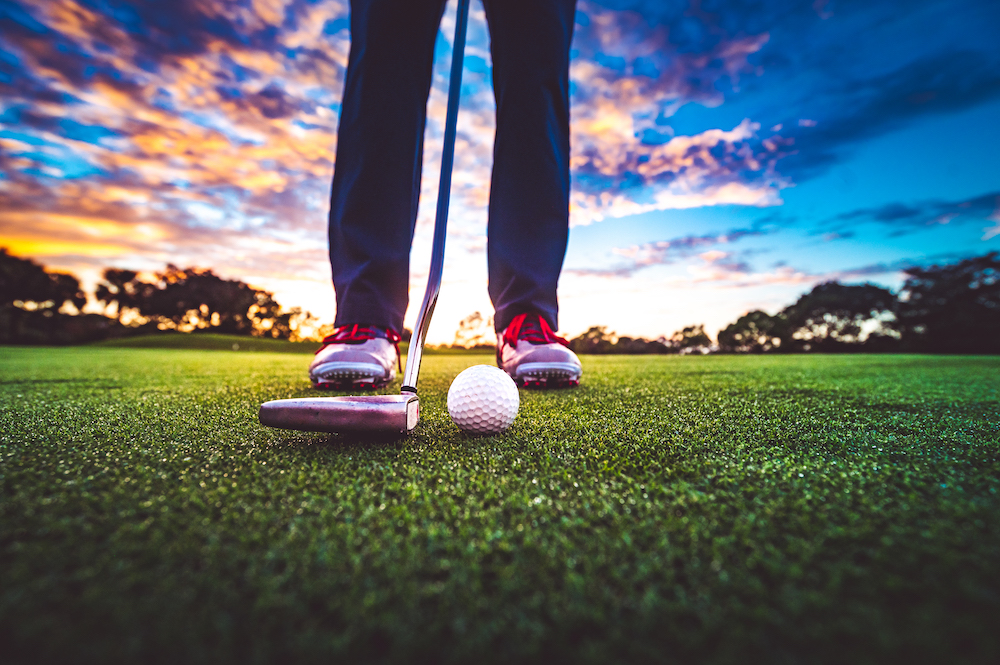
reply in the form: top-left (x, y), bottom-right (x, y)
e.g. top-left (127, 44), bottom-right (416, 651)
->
top-left (401, 0), bottom-right (470, 393)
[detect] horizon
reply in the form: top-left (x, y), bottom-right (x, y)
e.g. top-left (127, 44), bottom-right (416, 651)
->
top-left (2, 0), bottom-right (998, 343)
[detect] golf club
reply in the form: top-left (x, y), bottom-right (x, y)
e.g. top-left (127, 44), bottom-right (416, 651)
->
top-left (259, 0), bottom-right (471, 436)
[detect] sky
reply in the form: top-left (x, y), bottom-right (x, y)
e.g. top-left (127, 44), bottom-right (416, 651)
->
top-left (1, 0), bottom-right (998, 344)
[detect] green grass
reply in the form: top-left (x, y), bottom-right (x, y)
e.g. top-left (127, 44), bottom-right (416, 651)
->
top-left (91, 331), bottom-right (321, 353)
top-left (1, 348), bottom-right (998, 664)
top-left (89, 331), bottom-right (482, 355)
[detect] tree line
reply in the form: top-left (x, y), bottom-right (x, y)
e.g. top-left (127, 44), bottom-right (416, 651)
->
top-left (3, 249), bottom-right (997, 353)
top-left (0, 249), bottom-right (324, 344)
top-left (565, 253), bottom-right (999, 355)
top-left (567, 324), bottom-right (712, 355)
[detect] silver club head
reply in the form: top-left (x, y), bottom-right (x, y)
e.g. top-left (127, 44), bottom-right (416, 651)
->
top-left (258, 393), bottom-right (419, 435)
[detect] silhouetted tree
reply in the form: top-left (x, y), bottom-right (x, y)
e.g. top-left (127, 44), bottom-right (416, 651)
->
top-left (95, 264), bottom-right (310, 339)
top-left (613, 335), bottom-right (672, 354)
top-left (0, 248), bottom-right (98, 343)
top-left (569, 326), bottom-right (617, 354)
top-left (453, 311), bottom-right (495, 348)
top-left (243, 289), bottom-right (285, 336)
top-left (717, 310), bottom-right (785, 353)
top-left (256, 306), bottom-right (324, 342)
top-left (569, 326), bottom-right (705, 354)
top-left (669, 324), bottom-right (713, 354)
top-left (1, 248), bottom-right (85, 313)
top-left (779, 281), bottom-right (899, 352)
top-left (140, 265), bottom-right (260, 333)
top-left (897, 252), bottom-right (1000, 353)
top-left (95, 268), bottom-right (158, 324)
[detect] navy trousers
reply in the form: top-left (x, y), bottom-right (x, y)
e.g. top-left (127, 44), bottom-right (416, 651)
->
top-left (328, 0), bottom-right (577, 334)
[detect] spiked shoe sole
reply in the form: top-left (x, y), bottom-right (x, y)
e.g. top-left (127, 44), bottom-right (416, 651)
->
top-left (513, 362), bottom-right (581, 388)
top-left (310, 362), bottom-right (394, 390)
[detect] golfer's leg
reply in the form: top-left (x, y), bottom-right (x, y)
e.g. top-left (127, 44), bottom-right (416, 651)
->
top-left (329, 0), bottom-right (448, 332)
top-left (483, 0), bottom-right (577, 333)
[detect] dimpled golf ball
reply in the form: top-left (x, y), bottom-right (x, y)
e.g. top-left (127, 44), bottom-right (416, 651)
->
top-left (447, 365), bottom-right (520, 434)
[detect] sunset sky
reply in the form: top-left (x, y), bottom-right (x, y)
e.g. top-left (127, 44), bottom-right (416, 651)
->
top-left (2, 0), bottom-right (998, 343)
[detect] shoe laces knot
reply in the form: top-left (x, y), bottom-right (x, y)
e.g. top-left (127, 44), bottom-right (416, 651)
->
top-left (502, 312), bottom-right (569, 348)
top-left (317, 324), bottom-right (403, 371)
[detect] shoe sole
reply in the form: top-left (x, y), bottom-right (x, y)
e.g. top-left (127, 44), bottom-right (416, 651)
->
top-left (310, 362), bottom-right (394, 390)
top-left (513, 362), bottom-right (581, 389)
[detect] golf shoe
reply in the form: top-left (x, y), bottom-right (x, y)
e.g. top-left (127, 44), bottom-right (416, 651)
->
top-left (309, 324), bottom-right (401, 389)
top-left (497, 312), bottom-right (582, 388)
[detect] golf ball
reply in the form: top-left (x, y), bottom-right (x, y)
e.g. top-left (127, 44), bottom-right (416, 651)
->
top-left (447, 365), bottom-right (520, 434)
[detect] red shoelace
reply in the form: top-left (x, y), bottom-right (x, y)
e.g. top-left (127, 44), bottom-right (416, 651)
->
top-left (501, 312), bottom-right (569, 348)
top-left (317, 324), bottom-right (402, 371)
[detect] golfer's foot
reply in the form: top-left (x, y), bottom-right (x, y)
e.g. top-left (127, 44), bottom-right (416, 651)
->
top-left (309, 324), bottom-right (401, 390)
top-left (497, 312), bottom-right (582, 388)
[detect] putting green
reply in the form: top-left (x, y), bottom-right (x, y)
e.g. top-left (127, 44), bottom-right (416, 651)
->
top-left (1, 346), bottom-right (998, 664)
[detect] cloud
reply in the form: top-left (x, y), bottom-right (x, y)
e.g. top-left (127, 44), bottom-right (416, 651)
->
top-left (775, 49), bottom-right (1000, 179)
top-left (7, 0), bottom-right (993, 251)
top-left (564, 231), bottom-right (991, 294)
top-left (569, 117), bottom-right (788, 225)
top-left (567, 1), bottom-right (786, 222)
top-left (691, 251), bottom-right (991, 292)
top-left (0, 0), bottom-right (349, 271)
top-left (688, 260), bottom-right (812, 289)
top-left (563, 1), bottom-right (1000, 220)
top-left (982, 199), bottom-right (1000, 240)
top-left (575, 2), bottom-right (1000, 186)
top-left (814, 250), bottom-right (996, 284)
top-left (825, 191), bottom-right (1000, 238)
top-left (564, 225), bottom-right (768, 277)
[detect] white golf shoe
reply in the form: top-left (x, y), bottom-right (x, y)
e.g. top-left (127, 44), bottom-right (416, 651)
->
top-left (309, 324), bottom-right (401, 389)
top-left (497, 312), bottom-right (582, 388)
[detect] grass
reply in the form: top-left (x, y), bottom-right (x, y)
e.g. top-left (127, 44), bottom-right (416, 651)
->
top-left (1, 347), bottom-right (998, 664)
top-left (90, 331), bottom-right (320, 353)
top-left (89, 331), bottom-right (484, 355)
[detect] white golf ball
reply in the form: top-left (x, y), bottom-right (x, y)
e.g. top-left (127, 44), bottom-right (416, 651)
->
top-left (447, 365), bottom-right (520, 434)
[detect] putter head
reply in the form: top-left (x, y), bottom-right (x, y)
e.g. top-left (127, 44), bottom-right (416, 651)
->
top-left (259, 393), bottom-right (419, 436)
